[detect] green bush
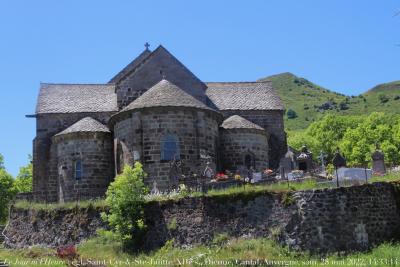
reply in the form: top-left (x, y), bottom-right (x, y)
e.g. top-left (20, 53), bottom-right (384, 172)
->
top-left (0, 169), bottom-right (16, 223)
top-left (378, 93), bottom-right (389, 103)
top-left (13, 156), bottom-right (33, 193)
top-left (286, 109), bottom-right (298, 119)
top-left (101, 162), bottom-right (148, 250)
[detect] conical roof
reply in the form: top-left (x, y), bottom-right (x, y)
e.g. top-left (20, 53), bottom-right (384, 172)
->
top-left (221, 115), bottom-right (265, 131)
top-left (121, 79), bottom-right (214, 112)
top-left (55, 117), bottom-right (110, 136)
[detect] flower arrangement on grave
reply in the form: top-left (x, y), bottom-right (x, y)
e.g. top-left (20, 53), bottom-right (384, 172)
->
top-left (215, 172), bottom-right (229, 181)
top-left (234, 174), bottom-right (242, 181)
top-left (264, 169), bottom-right (273, 175)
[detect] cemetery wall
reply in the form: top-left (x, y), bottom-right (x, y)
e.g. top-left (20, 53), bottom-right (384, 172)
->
top-left (4, 182), bottom-right (400, 253)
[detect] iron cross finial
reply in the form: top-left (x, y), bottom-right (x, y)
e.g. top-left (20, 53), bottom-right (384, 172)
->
top-left (144, 42), bottom-right (150, 50)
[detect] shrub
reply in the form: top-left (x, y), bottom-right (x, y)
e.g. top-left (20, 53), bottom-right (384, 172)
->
top-left (101, 162), bottom-right (148, 250)
top-left (378, 93), bottom-right (389, 103)
top-left (14, 158), bottom-right (33, 193)
top-left (286, 109), bottom-right (298, 119)
top-left (212, 233), bottom-right (230, 247)
top-left (339, 102), bottom-right (349, 110)
top-left (167, 218), bottom-right (178, 231)
top-left (0, 169), bottom-right (16, 223)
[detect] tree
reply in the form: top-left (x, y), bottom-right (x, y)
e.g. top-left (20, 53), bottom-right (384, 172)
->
top-left (305, 114), bottom-right (361, 161)
top-left (339, 112), bottom-right (399, 166)
top-left (0, 169), bottom-right (15, 223)
top-left (0, 153), bottom-right (4, 170)
top-left (101, 162), bottom-right (148, 250)
top-left (14, 156), bottom-right (33, 193)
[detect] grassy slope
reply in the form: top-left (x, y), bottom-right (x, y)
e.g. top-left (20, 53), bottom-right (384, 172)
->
top-left (3, 238), bottom-right (400, 267)
top-left (259, 73), bottom-right (400, 131)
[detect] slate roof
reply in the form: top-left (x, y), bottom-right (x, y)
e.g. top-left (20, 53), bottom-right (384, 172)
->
top-left (55, 117), bottom-right (110, 136)
top-left (205, 82), bottom-right (284, 111)
top-left (36, 83), bottom-right (118, 114)
top-left (121, 79), bottom-right (216, 112)
top-left (221, 115), bottom-right (265, 131)
top-left (108, 48), bottom-right (152, 83)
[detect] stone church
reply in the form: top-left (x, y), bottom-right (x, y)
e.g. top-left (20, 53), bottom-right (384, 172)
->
top-left (30, 44), bottom-right (286, 202)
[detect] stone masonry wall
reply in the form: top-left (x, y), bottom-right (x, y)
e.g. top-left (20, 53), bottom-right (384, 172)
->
top-left (4, 206), bottom-right (106, 248)
top-left (220, 129), bottom-right (269, 172)
top-left (5, 182), bottom-right (400, 253)
top-left (221, 110), bottom-right (286, 169)
top-left (53, 132), bottom-right (114, 202)
top-left (113, 107), bottom-right (220, 190)
top-left (33, 112), bottom-right (114, 202)
top-left (116, 48), bottom-right (207, 109)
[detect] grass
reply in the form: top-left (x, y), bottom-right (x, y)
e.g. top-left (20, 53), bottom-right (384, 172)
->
top-left (13, 198), bottom-right (107, 211)
top-left (0, 246), bottom-right (65, 267)
top-left (2, 234), bottom-right (400, 266)
top-left (370, 171), bottom-right (400, 183)
top-left (77, 235), bottom-right (400, 267)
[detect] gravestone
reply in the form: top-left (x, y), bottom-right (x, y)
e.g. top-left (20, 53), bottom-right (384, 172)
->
top-left (296, 145), bottom-right (313, 172)
top-left (371, 150), bottom-right (386, 175)
top-left (318, 151), bottom-right (327, 174)
top-left (151, 180), bottom-right (160, 195)
top-left (332, 149), bottom-right (346, 168)
top-left (280, 148), bottom-right (297, 179)
top-left (334, 167), bottom-right (372, 181)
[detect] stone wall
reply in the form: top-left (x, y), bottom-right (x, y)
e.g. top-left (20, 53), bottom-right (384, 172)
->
top-left (113, 107), bottom-right (221, 190)
top-left (5, 182), bottom-right (400, 253)
top-left (219, 128), bottom-right (269, 172)
top-left (53, 132), bottom-right (114, 202)
top-left (4, 206), bottom-right (105, 248)
top-left (33, 112), bottom-right (115, 202)
top-left (115, 47), bottom-right (207, 109)
top-left (220, 110), bottom-right (286, 169)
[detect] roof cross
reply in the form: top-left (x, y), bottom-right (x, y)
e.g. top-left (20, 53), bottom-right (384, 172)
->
top-left (144, 42), bottom-right (150, 51)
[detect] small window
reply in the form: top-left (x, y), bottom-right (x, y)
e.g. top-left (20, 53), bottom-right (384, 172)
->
top-left (244, 154), bottom-right (255, 170)
top-left (74, 160), bottom-right (82, 180)
top-left (161, 134), bottom-right (180, 161)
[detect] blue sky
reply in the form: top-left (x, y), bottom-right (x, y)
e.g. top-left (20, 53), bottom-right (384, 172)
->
top-left (0, 0), bottom-right (399, 175)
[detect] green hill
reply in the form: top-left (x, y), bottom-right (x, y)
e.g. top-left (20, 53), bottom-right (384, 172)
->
top-left (259, 73), bottom-right (400, 131)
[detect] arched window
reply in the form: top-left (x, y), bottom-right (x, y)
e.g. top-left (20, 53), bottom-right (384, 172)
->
top-left (161, 134), bottom-right (180, 161)
top-left (74, 160), bottom-right (82, 180)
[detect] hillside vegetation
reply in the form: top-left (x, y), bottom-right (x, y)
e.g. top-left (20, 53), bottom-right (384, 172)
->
top-left (259, 73), bottom-right (400, 131)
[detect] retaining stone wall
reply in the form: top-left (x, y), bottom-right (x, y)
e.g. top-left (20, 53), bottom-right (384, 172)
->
top-left (4, 182), bottom-right (400, 253)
